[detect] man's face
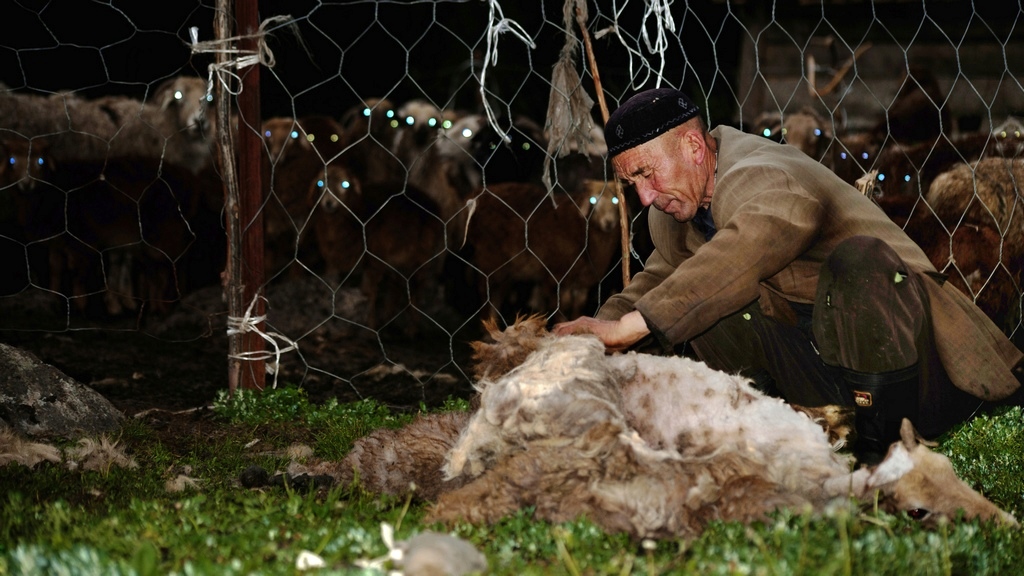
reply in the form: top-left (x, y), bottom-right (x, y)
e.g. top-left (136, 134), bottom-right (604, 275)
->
top-left (612, 130), bottom-right (709, 223)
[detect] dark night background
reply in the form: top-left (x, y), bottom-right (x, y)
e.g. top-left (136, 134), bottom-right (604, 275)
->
top-left (0, 0), bottom-right (746, 126)
top-left (2, 1), bottom-right (1021, 127)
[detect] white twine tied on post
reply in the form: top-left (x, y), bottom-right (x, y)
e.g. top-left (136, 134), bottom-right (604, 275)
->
top-left (225, 294), bottom-right (299, 390)
top-left (480, 0), bottom-right (536, 144)
top-left (188, 14), bottom-right (293, 100)
top-left (598, 0), bottom-right (676, 90)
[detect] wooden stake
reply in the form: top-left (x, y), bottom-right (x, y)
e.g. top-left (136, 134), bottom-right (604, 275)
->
top-left (574, 1), bottom-right (631, 287)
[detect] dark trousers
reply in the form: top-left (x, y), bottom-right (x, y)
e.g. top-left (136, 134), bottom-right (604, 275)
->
top-left (688, 235), bottom-right (989, 438)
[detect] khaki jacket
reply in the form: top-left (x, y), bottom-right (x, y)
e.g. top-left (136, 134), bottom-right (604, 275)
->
top-left (598, 125), bottom-right (1021, 400)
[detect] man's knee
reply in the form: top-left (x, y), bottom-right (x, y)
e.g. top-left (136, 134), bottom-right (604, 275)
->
top-left (813, 235), bottom-right (926, 372)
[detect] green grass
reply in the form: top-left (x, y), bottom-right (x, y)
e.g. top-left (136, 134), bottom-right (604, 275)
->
top-left (1, 389), bottom-right (1022, 575)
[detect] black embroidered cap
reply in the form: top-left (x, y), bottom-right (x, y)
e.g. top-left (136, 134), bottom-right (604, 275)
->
top-left (605, 88), bottom-right (701, 157)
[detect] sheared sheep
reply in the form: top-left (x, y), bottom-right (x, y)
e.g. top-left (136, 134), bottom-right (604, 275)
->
top-left (300, 315), bottom-right (1016, 540)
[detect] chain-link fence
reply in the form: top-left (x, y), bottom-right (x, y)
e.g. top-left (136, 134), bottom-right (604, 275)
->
top-left (1, 0), bottom-right (1021, 407)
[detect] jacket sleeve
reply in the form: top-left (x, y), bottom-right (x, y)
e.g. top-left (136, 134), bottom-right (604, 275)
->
top-left (595, 244), bottom-right (676, 321)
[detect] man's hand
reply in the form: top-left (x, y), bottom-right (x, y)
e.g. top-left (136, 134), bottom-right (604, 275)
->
top-left (552, 310), bottom-right (651, 353)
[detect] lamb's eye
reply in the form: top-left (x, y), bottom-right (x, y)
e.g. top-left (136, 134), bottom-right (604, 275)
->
top-left (905, 508), bottom-right (930, 520)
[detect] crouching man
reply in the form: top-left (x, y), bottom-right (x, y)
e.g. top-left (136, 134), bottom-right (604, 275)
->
top-left (553, 88), bottom-right (1023, 463)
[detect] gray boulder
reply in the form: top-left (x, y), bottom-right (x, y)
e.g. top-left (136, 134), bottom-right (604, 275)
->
top-left (0, 342), bottom-right (124, 438)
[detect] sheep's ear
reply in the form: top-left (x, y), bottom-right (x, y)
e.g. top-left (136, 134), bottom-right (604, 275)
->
top-left (899, 418), bottom-right (918, 449)
top-left (900, 418), bottom-right (937, 449)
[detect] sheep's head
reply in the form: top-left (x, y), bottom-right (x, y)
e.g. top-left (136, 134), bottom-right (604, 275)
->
top-left (156, 76), bottom-right (212, 138)
top-left (2, 136), bottom-right (53, 191)
top-left (396, 99), bottom-right (448, 149)
top-left (311, 163), bottom-right (361, 214)
top-left (339, 97), bottom-right (398, 146)
top-left (834, 419), bottom-right (1019, 528)
top-left (261, 117), bottom-right (308, 161)
top-left (753, 107), bottom-right (833, 163)
top-left (579, 179), bottom-right (621, 234)
top-left (994, 116), bottom-right (1023, 157)
top-left (868, 416), bottom-right (1019, 524)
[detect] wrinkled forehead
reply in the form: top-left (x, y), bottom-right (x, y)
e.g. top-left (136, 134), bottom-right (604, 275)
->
top-left (610, 138), bottom-right (659, 180)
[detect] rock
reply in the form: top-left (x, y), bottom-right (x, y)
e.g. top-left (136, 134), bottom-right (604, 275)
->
top-left (395, 531), bottom-right (488, 576)
top-left (0, 342), bottom-right (124, 438)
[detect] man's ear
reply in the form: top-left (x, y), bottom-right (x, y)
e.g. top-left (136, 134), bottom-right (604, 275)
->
top-left (684, 130), bottom-right (707, 164)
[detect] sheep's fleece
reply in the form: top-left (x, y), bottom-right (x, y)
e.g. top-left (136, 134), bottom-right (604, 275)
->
top-left (428, 327), bottom-right (1016, 538)
top-left (303, 319), bottom-right (1016, 539)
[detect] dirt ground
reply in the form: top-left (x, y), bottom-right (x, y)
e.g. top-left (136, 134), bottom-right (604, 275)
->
top-left (0, 277), bottom-right (483, 445)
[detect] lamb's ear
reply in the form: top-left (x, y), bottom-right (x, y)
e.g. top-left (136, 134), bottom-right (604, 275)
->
top-left (899, 418), bottom-right (918, 449)
top-left (900, 418), bottom-right (938, 449)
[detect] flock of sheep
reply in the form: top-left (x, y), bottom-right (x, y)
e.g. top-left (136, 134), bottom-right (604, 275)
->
top-left (260, 96), bottom-right (619, 332)
top-left (1, 71), bottom-right (1021, 344)
top-left (0, 75), bottom-right (620, 329)
top-left (0, 76), bottom-right (222, 317)
top-left (752, 71), bottom-right (1024, 342)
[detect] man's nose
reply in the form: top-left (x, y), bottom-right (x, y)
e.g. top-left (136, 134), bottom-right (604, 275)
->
top-left (635, 183), bottom-right (657, 206)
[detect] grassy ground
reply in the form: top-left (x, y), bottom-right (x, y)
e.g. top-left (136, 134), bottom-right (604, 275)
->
top-left (2, 388), bottom-right (1022, 575)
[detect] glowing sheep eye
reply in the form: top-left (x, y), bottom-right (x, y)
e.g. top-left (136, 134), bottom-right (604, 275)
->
top-left (589, 196), bottom-right (598, 205)
top-left (814, 129), bottom-right (822, 136)
top-left (405, 116), bottom-right (415, 126)
top-left (316, 179), bottom-right (325, 188)
top-left (612, 196), bottom-right (619, 204)
top-left (362, 108), bottom-right (371, 117)
top-left (1016, 131), bottom-right (1022, 138)
top-left (521, 143), bottom-right (530, 151)
top-left (1000, 131), bottom-right (1007, 138)
top-left (762, 128), bottom-right (771, 137)
top-left (461, 128), bottom-right (473, 138)
top-left (861, 152), bottom-right (869, 160)
top-left (264, 130), bottom-right (271, 138)
top-left (877, 173), bottom-right (885, 181)
top-left (36, 157), bottom-right (43, 166)
top-left (428, 118), bottom-right (437, 127)
top-left (341, 180), bottom-right (351, 189)
top-left (840, 152), bottom-right (848, 160)
top-left (8, 157), bottom-right (14, 166)
top-left (330, 134), bottom-right (339, 142)
top-left (205, 94), bottom-right (213, 102)
top-left (442, 119), bottom-right (453, 129)
top-left (306, 134), bottom-right (315, 143)
top-left (289, 131), bottom-right (298, 139)
top-left (390, 119), bottom-right (400, 128)
top-left (781, 128), bottom-right (788, 136)
top-left (386, 110), bottom-right (395, 118)
top-left (174, 90), bottom-right (183, 100)
top-left (904, 174), bottom-right (911, 182)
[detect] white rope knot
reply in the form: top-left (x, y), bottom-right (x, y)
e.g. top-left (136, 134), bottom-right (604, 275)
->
top-left (480, 0), bottom-right (536, 144)
top-left (189, 14), bottom-right (292, 99)
top-left (226, 294), bottom-right (299, 390)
